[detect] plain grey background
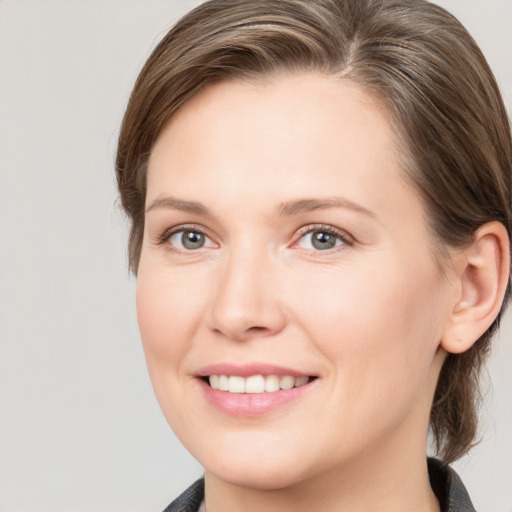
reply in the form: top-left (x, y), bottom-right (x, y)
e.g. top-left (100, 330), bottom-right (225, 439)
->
top-left (0, 1), bottom-right (510, 511)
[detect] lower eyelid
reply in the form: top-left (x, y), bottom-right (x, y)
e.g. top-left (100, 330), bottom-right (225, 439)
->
top-left (293, 226), bottom-right (354, 248)
top-left (300, 235), bottom-right (343, 250)
top-left (174, 231), bottom-right (210, 247)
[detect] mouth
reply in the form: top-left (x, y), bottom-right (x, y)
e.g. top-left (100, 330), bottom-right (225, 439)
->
top-left (203, 374), bottom-right (315, 394)
top-left (196, 364), bottom-right (318, 415)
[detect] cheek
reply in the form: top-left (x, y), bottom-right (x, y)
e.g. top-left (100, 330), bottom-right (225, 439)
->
top-left (294, 263), bottom-right (444, 449)
top-left (286, 254), bottom-right (444, 386)
top-left (135, 266), bottom-right (217, 435)
top-left (135, 268), bottom-right (209, 372)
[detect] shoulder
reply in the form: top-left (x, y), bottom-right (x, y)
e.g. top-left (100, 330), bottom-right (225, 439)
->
top-left (162, 478), bottom-right (204, 512)
top-left (428, 458), bottom-right (476, 512)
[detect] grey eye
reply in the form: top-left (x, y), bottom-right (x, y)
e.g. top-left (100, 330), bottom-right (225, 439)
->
top-left (169, 230), bottom-right (208, 250)
top-left (297, 229), bottom-right (345, 251)
top-left (182, 231), bottom-right (205, 249)
top-left (311, 231), bottom-right (337, 250)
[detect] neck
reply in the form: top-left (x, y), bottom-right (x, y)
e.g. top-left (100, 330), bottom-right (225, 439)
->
top-left (204, 451), bottom-right (440, 512)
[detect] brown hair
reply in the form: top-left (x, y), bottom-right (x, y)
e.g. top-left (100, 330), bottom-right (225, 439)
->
top-left (116, 0), bottom-right (512, 462)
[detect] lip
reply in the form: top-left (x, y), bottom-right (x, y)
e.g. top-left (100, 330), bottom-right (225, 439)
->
top-left (195, 363), bottom-right (318, 417)
top-left (196, 362), bottom-right (311, 378)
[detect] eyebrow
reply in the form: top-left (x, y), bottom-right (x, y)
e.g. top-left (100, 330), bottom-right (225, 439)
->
top-left (278, 197), bottom-right (375, 218)
top-left (145, 196), bottom-right (209, 215)
top-left (145, 195), bottom-right (375, 218)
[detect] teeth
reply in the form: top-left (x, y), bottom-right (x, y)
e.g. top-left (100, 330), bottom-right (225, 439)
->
top-left (228, 376), bottom-right (245, 393)
top-left (218, 375), bottom-right (229, 391)
top-left (209, 375), bottom-right (219, 389)
top-left (294, 376), bottom-right (309, 387)
top-left (265, 375), bottom-right (280, 392)
top-left (279, 376), bottom-right (295, 390)
top-left (208, 374), bottom-right (311, 393)
top-left (245, 375), bottom-right (265, 393)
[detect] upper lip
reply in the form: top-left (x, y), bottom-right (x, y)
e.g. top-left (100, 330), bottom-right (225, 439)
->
top-left (196, 363), bottom-right (313, 378)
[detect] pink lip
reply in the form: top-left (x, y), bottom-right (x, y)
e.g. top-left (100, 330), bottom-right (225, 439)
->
top-left (196, 362), bottom-right (311, 378)
top-left (195, 363), bottom-right (318, 417)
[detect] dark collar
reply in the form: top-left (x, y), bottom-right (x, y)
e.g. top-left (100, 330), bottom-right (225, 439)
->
top-left (162, 478), bottom-right (204, 512)
top-left (163, 459), bottom-right (475, 512)
top-left (428, 458), bottom-right (476, 512)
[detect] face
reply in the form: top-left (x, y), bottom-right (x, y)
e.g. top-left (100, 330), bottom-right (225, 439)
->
top-left (137, 74), bottom-right (455, 490)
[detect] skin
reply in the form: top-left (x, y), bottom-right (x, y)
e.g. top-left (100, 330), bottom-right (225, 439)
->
top-left (136, 73), bottom-right (471, 512)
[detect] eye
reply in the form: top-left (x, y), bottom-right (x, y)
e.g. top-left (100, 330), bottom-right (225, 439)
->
top-left (165, 228), bottom-right (216, 251)
top-left (295, 226), bottom-right (352, 252)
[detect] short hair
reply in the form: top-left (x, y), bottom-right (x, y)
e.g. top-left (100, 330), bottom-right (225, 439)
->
top-left (116, 0), bottom-right (512, 463)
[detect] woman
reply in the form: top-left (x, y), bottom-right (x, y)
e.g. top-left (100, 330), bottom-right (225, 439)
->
top-left (116, 0), bottom-right (511, 510)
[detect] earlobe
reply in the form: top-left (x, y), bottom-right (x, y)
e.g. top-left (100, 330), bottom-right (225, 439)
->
top-left (441, 221), bottom-right (510, 354)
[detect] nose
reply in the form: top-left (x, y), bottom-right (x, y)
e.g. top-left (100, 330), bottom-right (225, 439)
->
top-left (206, 249), bottom-right (287, 342)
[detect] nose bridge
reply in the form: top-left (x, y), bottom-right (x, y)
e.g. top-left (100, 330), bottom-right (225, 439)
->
top-left (208, 239), bottom-right (285, 340)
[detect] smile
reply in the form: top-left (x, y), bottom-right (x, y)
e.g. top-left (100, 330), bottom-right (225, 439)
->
top-left (197, 364), bottom-right (318, 416)
top-left (208, 374), bottom-right (311, 393)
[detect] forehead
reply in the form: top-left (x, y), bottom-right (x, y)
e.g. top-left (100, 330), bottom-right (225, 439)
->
top-left (154, 73), bottom-right (390, 144)
top-left (150, 74), bottom-right (398, 175)
top-left (147, 73), bottom-right (422, 224)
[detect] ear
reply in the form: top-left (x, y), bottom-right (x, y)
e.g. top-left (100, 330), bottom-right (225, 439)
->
top-left (441, 221), bottom-right (510, 354)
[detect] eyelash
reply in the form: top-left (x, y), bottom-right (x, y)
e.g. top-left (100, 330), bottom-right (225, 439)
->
top-left (156, 224), bottom-right (215, 254)
top-left (292, 224), bottom-right (354, 252)
top-left (156, 223), bottom-right (354, 254)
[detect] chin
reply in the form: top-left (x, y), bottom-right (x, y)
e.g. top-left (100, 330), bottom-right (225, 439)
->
top-left (204, 457), bottom-right (309, 490)
top-left (182, 433), bottom-right (312, 490)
